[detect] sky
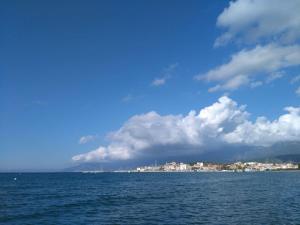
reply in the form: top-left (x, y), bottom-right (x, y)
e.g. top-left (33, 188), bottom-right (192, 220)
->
top-left (1, 0), bottom-right (300, 171)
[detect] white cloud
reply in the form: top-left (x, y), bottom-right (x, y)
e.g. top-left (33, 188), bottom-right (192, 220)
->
top-left (207, 0), bottom-right (300, 94)
top-left (196, 44), bottom-right (300, 91)
top-left (72, 96), bottom-right (300, 163)
top-left (265, 71), bottom-right (285, 83)
top-left (224, 107), bottom-right (300, 146)
top-left (215, 0), bottom-right (300, 46)
top-left (290, 75), bottom-right (300, 84)
top-left (250, 81), bottom-right (263, 88)
top-left (78, 135), bottom-right (98, 144)
top-left (151, 63), bottom-right (178, 87)
top-left (152, 78), bottom-right (166, 86)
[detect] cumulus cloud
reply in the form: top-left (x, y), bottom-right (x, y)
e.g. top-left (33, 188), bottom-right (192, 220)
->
top-left (72, 96), bottom-right (300, 163)
top-left (78, 135), bottom-right (98, 144)
top-left (224, 107), bottom-right (300, 146)
top-left (196, 44), bottom-right (300, 91)
top-left (215, 0), bottom-right (300, 47)
top-left (151, 63), bottom-right (178, 87)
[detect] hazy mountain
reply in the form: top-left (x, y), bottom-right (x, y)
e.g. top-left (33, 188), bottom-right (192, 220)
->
top-left (65, 141), bottom-right (300, 171)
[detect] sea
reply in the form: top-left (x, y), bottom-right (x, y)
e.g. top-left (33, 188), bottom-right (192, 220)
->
top-left (1, 172), bottom-right (300, 225)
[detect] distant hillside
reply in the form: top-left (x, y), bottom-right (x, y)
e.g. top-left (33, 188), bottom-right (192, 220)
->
top-left (274, 154), bottom-right (300, 163)
top-left (65, 141), bottom-right (300, 171)
top-left (238, 141), bottom-right (300, 163)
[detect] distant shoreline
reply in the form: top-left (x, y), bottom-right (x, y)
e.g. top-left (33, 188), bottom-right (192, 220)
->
top-left (1, 170), bottom-right (300, 174)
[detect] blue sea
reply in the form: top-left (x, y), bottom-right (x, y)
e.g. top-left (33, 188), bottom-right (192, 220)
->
top-left (1, 172), bottom-right (300, 225)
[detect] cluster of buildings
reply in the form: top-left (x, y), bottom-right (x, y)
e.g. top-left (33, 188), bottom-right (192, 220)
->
top-left (135, 161), bottom-right (299, 172)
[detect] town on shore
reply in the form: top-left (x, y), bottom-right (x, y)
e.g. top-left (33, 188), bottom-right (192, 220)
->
top-left (134, 161), bottom-right (300, 173)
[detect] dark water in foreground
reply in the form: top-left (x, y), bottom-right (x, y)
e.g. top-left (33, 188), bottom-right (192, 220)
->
top-left (1, 172), bottom-right (300, 225)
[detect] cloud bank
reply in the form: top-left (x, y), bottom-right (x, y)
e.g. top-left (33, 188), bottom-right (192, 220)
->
top-left (72, 96), bottom-right (300, 163)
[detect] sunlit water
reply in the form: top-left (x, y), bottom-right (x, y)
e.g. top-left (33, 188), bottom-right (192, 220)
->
top-left (1, 172), bottom-right (300, 224)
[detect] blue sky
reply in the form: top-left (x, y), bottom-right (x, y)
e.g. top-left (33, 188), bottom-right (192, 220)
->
top-left (1, 0), bottom-right (300, 171)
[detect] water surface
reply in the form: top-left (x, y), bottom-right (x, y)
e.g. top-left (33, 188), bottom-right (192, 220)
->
top-left (1, 172), bottom-right (300, 224)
